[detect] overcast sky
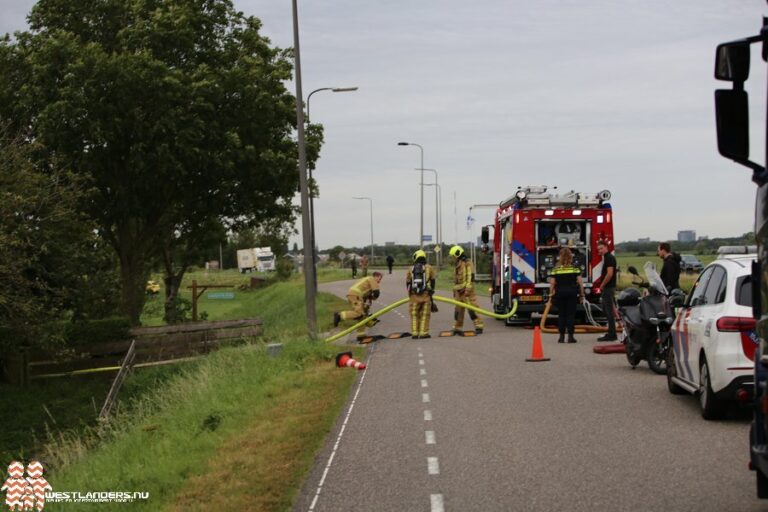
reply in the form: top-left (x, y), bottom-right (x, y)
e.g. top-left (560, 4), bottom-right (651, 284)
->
top-left (2, 1), bottom-right (766, 249)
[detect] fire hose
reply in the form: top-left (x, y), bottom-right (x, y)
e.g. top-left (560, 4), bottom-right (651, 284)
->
top-left (323, 296), bottom-right (519, 343)
top-left (539, 298), bottom-right (617, 334)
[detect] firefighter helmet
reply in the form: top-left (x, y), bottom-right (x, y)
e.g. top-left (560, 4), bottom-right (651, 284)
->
top-left (413, 249), bottom-right (427, 262)
top-left (449, 245), bottom-right (464, 258)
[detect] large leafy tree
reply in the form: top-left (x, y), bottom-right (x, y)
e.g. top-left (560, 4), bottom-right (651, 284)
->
top-left (0, 0), bottom-right (319, 324)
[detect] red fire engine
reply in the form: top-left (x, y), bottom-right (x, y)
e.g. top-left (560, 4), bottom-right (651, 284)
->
top-left (483, 186), bottom-right (615, 324)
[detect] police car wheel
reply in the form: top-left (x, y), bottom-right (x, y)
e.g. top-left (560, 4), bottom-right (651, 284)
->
top-left (699, 358), bottom-right (727, 420)
top-left (666, 347), bottom-right (686, 395)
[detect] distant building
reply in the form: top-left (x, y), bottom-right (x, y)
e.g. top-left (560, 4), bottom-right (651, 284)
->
top-left (385, 241), bottom-right (395, 247)
top-left (698, 235), bottom-right (709, 241)
top-left (637, 237), bottom-right (651, 242)
top-left (678, 230), bottom-right (696, 242)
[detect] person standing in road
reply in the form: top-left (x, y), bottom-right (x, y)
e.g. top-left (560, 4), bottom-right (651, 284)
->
top-left (449, 245), bottom-right (484, 335)
top-left (596, 240), bottom-right (618, 342)
top-left (548, 247), bottom-right (586, 343)
top-left (350, 255), bottom-right (358, 278)
top-left (407, 250), bottom-right (436, 339)
top-left (386, 254), bottom-right (395, 274)
top-left (334, 272), bottom-right (383, 341)
top-left (658, 242), bottom-right (681, 291)
top-left (361, 254), bottom-right (369, 277)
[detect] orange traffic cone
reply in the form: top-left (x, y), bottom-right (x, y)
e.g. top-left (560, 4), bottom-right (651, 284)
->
top-left (336, 351), bottom-right (366, 370)
top-left (525, 327), bottom-right (551, 362)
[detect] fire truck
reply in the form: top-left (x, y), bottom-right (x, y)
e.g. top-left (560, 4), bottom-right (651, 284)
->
top-left (483, 186), bottom-right (615, 325)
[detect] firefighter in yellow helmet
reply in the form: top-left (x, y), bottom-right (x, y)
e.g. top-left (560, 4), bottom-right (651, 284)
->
top-left (449, 245), bottom-right (484, 335)
top-left (407, 249), bottom-right (437, 339)
top-left (333, 272), bottom-right (383, 341)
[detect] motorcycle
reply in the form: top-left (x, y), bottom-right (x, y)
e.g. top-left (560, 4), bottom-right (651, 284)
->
top-left (617, 262), bottom-right (685, 374)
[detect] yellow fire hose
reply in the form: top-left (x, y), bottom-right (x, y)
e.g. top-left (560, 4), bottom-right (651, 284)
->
top-left (539, 299), bottom-right (610, 334)
top-left (323, 295), bottom-right (519, 343)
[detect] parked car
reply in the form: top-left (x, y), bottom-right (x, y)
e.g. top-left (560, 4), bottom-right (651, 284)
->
top-left (679, 254), bottom-right (703, 273)
top-left (666, 254), bottom-right (757, 419)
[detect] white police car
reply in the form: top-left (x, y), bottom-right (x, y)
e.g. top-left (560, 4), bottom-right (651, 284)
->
top-left (666, 253), bottom-right (758, 419)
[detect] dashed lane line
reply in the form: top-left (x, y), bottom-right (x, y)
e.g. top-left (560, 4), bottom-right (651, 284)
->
top-left (427, 457), bottom-right (440, 475)
top-left (431, 494), bottom-right (445, 512)
top-left (424, 410), bottom-right (432, 421)
top-left (425, 431), bottom-right (436, 445)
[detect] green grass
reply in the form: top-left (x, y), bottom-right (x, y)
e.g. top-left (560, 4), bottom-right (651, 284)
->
top-left (46, 340), bottom-right (361, 511)
top-left (615, 253), bottom-right (713, 293)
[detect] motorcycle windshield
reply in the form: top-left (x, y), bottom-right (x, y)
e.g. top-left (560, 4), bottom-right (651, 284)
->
top-left (643, 261), bottom-right (668, 295)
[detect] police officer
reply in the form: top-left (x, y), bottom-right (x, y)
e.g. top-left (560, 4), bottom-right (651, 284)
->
top-left (548, 247), bottom-right (586, 343)
top-left (407, 249), bottom-right (436, 339)
top-left (333, 272), bottom-right (383, 340)
top-left (449, 245), bottom-right (484, 335)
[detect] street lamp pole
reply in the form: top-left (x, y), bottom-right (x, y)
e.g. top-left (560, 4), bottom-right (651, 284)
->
top-left (291, 0), bottom-right (316, 337)
top-left (418, 168), bottom-right (440, 267)
top-left (352, 197), bottom-right (374, 262)
top-left (424, 181), bottom-right (442, 268)
top-left (304, 86), bottom-right (358, 289)
top-left (398, 142), bottom-right (424, 247)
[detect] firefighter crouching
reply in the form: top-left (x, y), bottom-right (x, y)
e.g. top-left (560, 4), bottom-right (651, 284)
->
top-left (333, 272), bottom-right (383, 340)
top-left (407, 250), bottom-right (436, 339)
top-left (449, 245), bottom-right (484, 335)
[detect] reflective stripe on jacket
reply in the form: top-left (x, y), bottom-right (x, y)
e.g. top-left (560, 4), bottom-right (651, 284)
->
top-left (453, 259), bottom-right (474, 292)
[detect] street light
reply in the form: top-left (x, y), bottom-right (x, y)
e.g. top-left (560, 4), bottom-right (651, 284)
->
top-left (352, 197), bottom-right (374, 263)
top-left (291, 0), bottom-right (316, 337)
top-left (417, 168), bottom-right (441, 267)
top-left (304, 86), bottom-right (358, 290)
top-left (397, 141), bottom-right (424, 247)
top-left (306, 87), bottom-right (359, 121)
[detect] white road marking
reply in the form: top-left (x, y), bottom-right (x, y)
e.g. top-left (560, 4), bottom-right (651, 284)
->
top-left (424, 410), bottom-right (432, 421)
top-left (425, 431), bottom-right (436, 444)
top-left (430, 494), bottom-right (444, 512)
top-left (421, 379), bottom-right (428, 388)
top-left (427, 457), bottom-right (440, 475)
top-left (420, 368), bottom-right (426, 376)
top-left (419, 359), bottom-right (425, 365)
top-left (308, 347), bottom-right (373, 511)
top-left (422, 393), bottom-right (430, 403)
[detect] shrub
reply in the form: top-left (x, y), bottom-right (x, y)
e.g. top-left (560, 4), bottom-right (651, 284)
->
top-left (63, 317), bottom-right (131, 346)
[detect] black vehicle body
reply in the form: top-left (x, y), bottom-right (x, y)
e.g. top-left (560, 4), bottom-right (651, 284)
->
top-left (680, 254), bottom-right (704, 273)
top-left (713, 11), bottom-right (768, 498)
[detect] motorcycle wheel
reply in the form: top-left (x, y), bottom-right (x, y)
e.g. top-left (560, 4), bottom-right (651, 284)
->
top-left (625, 337), bottom-right (642, 367)
top-left (647, 338), bottom-right (667, 375)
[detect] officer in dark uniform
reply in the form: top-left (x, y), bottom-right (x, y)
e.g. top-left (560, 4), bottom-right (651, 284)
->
top-left (548, 247), bottom-right (586, 343)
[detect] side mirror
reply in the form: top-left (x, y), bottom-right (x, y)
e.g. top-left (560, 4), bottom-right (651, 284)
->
top-left (715, 89), bottom-right (750, 162)
top-left (628, 265), bottom-right (639, 276)
top-left (481, 226), bottom-right (489, 244)
top-left (715, 41), bottom-right (750, 82)
top-left (669, 295), bottom-right (685, 308)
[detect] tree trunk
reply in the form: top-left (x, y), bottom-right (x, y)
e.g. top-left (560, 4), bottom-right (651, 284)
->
top-left (162, 246), bottom-right (188, 324)
top-left (118, 249), bottom-right (148, 326)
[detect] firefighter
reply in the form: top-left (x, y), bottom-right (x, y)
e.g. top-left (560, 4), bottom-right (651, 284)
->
top-left (407, 249), bottom-right (436, 339)
top-left (449, 245), bottom-right (484, 335)
top-left (333, 272), bottom-right (383, 340)
top-left (548, 247), bottom-right (586, 343)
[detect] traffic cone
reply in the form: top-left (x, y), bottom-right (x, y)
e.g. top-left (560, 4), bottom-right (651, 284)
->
top-left (336, 351), bottom-right (366, 370)
top-left (525, 327), bottom-right (551, 362)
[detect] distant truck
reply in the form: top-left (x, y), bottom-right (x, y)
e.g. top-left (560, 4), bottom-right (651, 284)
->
top-left (237, 247), bottom-right (276, 273)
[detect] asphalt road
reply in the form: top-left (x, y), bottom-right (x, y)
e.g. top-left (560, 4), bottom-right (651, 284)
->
top-left (295, 269), bottom-right (765, 512)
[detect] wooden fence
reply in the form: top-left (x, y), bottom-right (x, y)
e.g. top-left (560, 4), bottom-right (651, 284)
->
top-left (2, 318), bottom-right (263, 385)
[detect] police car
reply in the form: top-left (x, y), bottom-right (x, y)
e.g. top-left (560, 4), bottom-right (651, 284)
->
top-left (666, 252), bottom-right (758, 420)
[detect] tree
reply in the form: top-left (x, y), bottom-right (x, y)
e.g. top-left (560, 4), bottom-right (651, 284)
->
top-left (0, 131), bottom-right (119, 351)
top-left (0, 0), bottom-right (321, 324)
